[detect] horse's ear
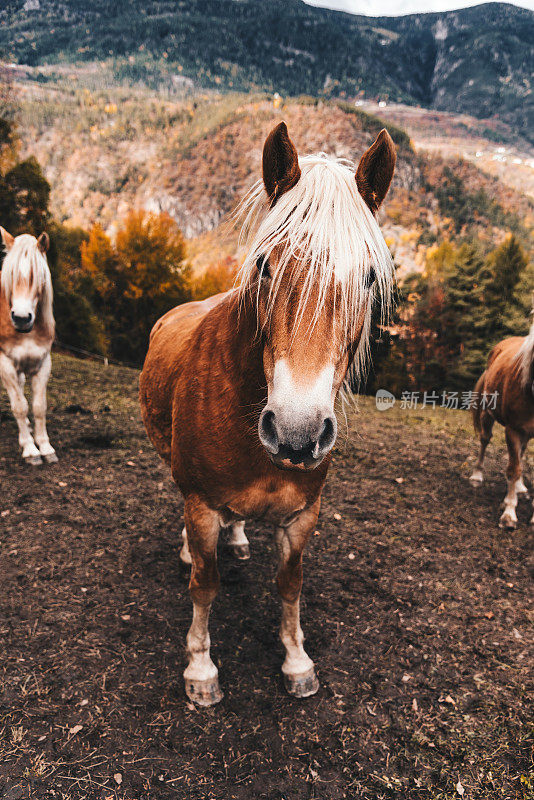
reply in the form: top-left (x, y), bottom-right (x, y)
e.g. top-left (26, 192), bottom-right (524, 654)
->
top-left (356, 129), bottom-right (396, 214)
top-left (0, 227), bottom-right (14, 251)
top-left (262, 121), bottom-right (301, 205)
top-left (37, 232), bottom-right (50, 253)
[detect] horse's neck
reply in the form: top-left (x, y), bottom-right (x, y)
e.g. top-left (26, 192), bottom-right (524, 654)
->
top-left (196, 291), bottom-right (266, 409)
top-left (35, 296), bottom-right (55, 340)
top-left (0, 289), bottom-right (12, 344)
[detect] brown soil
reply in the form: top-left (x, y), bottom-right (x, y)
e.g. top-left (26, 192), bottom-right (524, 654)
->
top-left (0, 355), bottom-right (532, 799)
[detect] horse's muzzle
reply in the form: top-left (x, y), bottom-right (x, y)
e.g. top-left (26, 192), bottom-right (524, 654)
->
top-left (258, 408), bottom-right (337, 470)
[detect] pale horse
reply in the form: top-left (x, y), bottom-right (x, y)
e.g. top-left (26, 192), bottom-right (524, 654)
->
top-left (0, 228), bottom-right (58, 465)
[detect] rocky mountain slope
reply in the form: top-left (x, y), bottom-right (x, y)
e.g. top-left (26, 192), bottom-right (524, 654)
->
top-left (13, 82), bottom-right (532, 277)
top-left (1, 1), bottom-right (533, 142)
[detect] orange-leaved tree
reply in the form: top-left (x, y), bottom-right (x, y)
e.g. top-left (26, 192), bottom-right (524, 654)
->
top-left (190, 256), bottom-right (239, 301)
top-left (81, 210), bottom-right (191, 364)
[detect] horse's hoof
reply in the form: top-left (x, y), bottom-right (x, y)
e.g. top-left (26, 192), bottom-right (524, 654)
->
top-left (469, 474), bottom-right (483, 487)
top-left (185, 677), bottom-right (223, 707)
top-left (499, 514), bottom-right (517, 530)
top-left (228, 543), bottom-right (250, 560)
top-left (43, 452), bottom-right (58, 464)
top-left (283, 667), bottom-right (319, 698)
top-left (24, 454), bottom-right (42, 466)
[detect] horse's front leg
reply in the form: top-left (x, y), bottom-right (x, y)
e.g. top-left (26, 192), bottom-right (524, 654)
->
top-left (31, 353), bottom-right (57, 463)
top-left (0, 353), bottom-right (41, 464)
top-left (183, 495), bottom-right (223, 706)
top-left (275, 498), bottom-right (321, 698)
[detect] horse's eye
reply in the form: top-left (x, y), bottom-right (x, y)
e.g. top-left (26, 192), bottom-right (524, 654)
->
top-left (256, 255), bottom-right (270, 280)
top-left (365, 266), bottom-right (377, 289)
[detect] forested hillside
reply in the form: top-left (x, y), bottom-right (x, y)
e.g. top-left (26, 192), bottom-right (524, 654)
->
top-left (1, 1), bottom-right (533, 142)
top-left (3, 76), bottom-right (533, 389)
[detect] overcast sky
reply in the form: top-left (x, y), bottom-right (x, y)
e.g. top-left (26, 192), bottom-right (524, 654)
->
top-left (305, 0), bottom-right (534, 15)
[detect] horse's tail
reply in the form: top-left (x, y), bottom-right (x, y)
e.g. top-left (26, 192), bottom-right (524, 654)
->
top-left (472, 372), bottom-right (486, 434)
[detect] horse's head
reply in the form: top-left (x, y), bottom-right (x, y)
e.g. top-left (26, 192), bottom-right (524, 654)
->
top-left (1, 228), bottom-right (51, 333)
top-left (240, 123), bottom-right (396, 471)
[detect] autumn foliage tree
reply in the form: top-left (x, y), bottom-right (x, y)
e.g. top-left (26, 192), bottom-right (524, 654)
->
top-left (190, 256), bottom-right (239, 301)
top-left (81, 210), bottom-right (191, 363)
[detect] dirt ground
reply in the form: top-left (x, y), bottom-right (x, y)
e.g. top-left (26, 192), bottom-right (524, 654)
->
top-left (0, 354), bottom-right (532, 800)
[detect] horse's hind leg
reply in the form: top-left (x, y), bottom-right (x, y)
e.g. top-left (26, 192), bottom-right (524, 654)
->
top-left (182, 521), bottom-right (250, 564)
top-left (32, 353), bottom-right (57, 463)
top-left (500, 427), bottom-right (523, 529)
top-left (227, 521), bottom-right (250, 560)
top-left (0, 353), bottom-right (41, 465)
top-left (470, 411), bottom-right (494, 485)
top-left (275, 498), bottom-right (320, 698)
top-left (183, 496), bottom-right (223, 706)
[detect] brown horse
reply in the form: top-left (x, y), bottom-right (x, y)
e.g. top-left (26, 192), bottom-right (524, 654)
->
top-left (470, 320), bottom-right (534, 528)
top-left (140, 122), bottom-right (396, 706)
top-left (0, 228), bottom-right (57, 465)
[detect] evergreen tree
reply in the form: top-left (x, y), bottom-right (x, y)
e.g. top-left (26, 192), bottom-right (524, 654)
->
top-left (509, 260), bottom-right (534, 333)
top-left (485, 235), bottom-right (530, 340)
top-left (445, 241), bottom-right (493, 389)
top-left (1, 157), bottom-right (50, 235)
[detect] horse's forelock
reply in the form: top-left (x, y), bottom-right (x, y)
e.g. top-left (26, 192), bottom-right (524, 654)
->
top-left (2, 235), bottom-right (49, 292)
top-left (236, 153), bottom-right (395, 384)
top-left (1, 235), bottom-right (53, 327)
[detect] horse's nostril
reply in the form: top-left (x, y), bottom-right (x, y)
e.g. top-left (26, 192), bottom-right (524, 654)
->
top-left (259, 409), bottom-right (279, 454)
top-left (317, 415), bottom-right (336, 454)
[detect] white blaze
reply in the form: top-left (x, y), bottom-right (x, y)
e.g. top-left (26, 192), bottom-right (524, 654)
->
top-left (11, 294), bottom-right (36, 321)
top-left (270, 359), bottom-right (335, 417)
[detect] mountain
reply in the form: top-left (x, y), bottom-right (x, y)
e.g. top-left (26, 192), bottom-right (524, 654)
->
top-left (13, 83), bottom-right (532, 277)
top-left (0, 1), bottom-right (533, 142)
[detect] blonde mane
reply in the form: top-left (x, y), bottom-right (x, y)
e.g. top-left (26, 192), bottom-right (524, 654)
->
top-left (1, 234), bottom-right (54, 327)
top-left (236, 153), bottom-right (395, 381)
top-left (517, 318), bottom-right (534, 389)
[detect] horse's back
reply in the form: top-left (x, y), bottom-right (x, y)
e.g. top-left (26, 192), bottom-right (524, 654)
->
top-left (484, 336), bottom-right (524, 390)
top-left (486, 337), bottom-right (524, 371)
top-left (149, 291), bottom-right (231, 343)
top-left (140, 291), bottom-right (232, 463)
